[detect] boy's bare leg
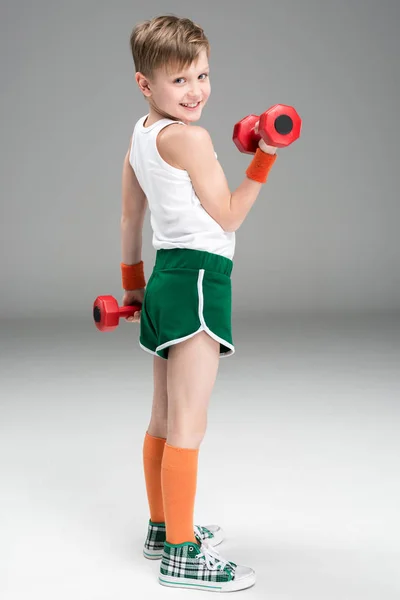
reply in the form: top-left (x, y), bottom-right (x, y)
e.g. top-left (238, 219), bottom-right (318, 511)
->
top-left (147, 355), bottom-right (168, 439)
top-left (167, 331), bottom-right (220, 448)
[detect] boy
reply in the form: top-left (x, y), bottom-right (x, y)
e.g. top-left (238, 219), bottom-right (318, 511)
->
top-left (120, 15), bottom-right (277, 592)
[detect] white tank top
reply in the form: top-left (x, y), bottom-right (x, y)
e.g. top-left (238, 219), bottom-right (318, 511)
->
top-left (129, 114), bottom-right (236, 260)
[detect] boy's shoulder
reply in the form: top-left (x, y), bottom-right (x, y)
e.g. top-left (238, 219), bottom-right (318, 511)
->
top-left (159, 122), bottom-right (210, 144)
top-left (157, 123), bottom-right (213, 166)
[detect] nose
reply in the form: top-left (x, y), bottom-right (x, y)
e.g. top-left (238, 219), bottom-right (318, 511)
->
top-left (188, 81), bottom-right (201, 100)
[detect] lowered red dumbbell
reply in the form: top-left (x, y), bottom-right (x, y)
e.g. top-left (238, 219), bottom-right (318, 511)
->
top-left (233, 104), bottom-right (302, 154)
top-left (93, 295), bottom-right (141, 331)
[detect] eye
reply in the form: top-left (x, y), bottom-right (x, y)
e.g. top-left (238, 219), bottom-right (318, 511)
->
top-left (174, 73), bottom-right (209, 84)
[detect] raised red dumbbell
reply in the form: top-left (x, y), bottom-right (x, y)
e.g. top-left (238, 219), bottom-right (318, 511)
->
top-left (233, 104), bottom-right (302, 154)
top-left (93, 295), bottom-right (141, 331)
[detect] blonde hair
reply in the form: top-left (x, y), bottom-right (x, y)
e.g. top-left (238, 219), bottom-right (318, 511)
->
top-left (130, 15), bottom-right (210, 79)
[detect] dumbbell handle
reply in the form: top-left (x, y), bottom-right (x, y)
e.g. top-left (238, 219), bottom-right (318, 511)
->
top-left (93, 299), bottom-right (141, 323)
top-left (247, 120), bottom-right (262, 146)
top-left (119, 304), bottom-right (141, 318)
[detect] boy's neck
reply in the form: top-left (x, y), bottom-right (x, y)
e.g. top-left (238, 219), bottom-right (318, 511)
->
top-left (144, 105), bottom-right (190, 127)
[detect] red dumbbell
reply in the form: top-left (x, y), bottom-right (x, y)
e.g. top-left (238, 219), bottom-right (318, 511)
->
top-left (233, 104), bottom-right (302, 154)
top-left (93, 295), bottom-right (141, 331)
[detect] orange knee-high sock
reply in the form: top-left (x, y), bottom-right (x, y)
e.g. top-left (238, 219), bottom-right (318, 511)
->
top-left (142, 432), bottom-right (166, 523)
top-left (161, 443), bottom-right (199, 545)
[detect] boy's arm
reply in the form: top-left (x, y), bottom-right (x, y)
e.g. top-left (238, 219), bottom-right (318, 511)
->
top-left (121, 137), bottom-right (147, 265)
top-left (158, 126), bottom-right (276, 233)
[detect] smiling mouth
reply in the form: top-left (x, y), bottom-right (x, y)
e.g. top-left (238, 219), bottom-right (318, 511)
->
top-left (180, 101), bottom-right (201, 109)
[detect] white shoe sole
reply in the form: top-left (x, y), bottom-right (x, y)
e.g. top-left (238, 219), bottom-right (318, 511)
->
top-left (143, 547), bottom-right (162, 560)
top-left (158, 571), bottom-right (256, 593)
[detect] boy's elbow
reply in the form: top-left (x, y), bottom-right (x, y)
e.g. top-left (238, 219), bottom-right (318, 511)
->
top-left (121, 207), bottom-right (146, 228)
top-left (222, 195), bottom-right (238, 232)
top-left (222, 210), bottom-right (238, 233)
top-left (223, 219), bottom-right (237, 233)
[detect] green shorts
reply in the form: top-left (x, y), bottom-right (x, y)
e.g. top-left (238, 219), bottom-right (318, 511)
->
top-left (139, 248), bottom-right (235, 360)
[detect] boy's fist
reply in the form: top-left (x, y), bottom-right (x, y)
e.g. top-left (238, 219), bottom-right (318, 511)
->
top-left (255, 121), bottom-right (277, 155)
top-left (122, 288), bottom-right (144, 323)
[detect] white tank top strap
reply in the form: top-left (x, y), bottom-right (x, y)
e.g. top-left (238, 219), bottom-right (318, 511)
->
top-left (138, 114), bottom-right (186, 134)
top-left (132, 114), bottom-right (217, 158)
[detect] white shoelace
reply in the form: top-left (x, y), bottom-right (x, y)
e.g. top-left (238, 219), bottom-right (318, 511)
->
top-left (194, 539), bottom-right (231, 572)
top-left (193, 525), bottom-right (204, 541)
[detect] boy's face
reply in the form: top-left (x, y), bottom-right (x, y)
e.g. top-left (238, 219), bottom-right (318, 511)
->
top-left (137, 49), bottom-right (211, 124)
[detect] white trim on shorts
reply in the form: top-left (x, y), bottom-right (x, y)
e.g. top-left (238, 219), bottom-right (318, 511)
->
top-left (139, 269), bottom-right (235, 360)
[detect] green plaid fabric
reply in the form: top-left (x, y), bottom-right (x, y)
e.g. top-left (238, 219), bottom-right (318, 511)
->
top-left (143, 520), bottom-right (217, 559)
top-left (159, 539), bottom-right (237, 586)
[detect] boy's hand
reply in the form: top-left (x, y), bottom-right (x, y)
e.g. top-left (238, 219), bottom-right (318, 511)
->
top-left (255, 120), bottom-right (277, 155)
top-left (122, 288), bottom-right (145, 323)
top-left (258, 138), bottom-right (277, 154)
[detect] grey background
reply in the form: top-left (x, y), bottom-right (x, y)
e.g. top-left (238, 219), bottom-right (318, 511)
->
top-left (1, 1), bottom-right (399, 599)
top-left (1, 0), bottom-right (399, 316)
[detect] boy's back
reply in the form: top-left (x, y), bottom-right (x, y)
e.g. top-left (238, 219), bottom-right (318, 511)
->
top-left (129, 113), bottom-right (236, 259)
top-left (157, 123), bottom-right (236, 234)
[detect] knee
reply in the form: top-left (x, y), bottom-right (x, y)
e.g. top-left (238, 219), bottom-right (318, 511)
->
top-left (167, 421), bottom-right (207, 450)
top-left (147, 417), bottom-right (168, 439)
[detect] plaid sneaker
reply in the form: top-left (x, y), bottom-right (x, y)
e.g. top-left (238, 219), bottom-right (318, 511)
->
top-left (159, 537), bottom-right (256, 592)
top-left (143, 519), bottom-right (224, 560)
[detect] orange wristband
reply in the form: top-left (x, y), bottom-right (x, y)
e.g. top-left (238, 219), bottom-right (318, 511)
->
top-left (121, 261), bottom-right (146, 290)
top-left (245, 148), bottom-right (277, 184)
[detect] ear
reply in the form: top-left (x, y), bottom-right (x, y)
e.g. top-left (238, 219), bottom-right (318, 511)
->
top-left (135, 72), bottom-right (152, 97)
